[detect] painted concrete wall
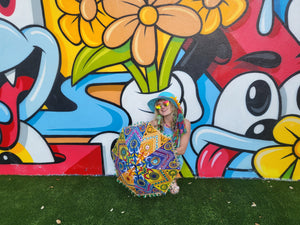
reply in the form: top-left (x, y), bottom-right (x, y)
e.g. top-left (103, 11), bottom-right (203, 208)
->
top-left (0, 0), bottom-right (300, 180)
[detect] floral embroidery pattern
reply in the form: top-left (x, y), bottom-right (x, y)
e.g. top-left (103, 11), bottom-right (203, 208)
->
top-left (254, 116), bottom-right (300, 180)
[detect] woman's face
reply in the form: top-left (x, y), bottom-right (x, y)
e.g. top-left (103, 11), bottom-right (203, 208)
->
top-left (155, 99), bottom-right (173, 117)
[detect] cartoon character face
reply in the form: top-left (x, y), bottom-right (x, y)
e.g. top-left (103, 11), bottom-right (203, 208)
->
top-left (0, 18), bottom-right (59, 152)
top-left (213, 72), bottom-right (280, 139)
top-left (207, 1), bottom-right (300, 89)
top-left (192, 0), bottom-right (300, 178)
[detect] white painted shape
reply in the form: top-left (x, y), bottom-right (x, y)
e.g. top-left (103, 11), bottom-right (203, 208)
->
top-left (90, 132), bottom-right (119, 175)
top-left (288, 0), bottom-right (300, 42)
top-left (18, 122), bottom-right (55, 163)
top-left (214, 72), bottom-right (280, 135)
top-left (0, 0), bottom-right (44, 28)
top-left (280, 73), bottom-right (300, 116)
top-left (4, 68), bottom-right (16, 86)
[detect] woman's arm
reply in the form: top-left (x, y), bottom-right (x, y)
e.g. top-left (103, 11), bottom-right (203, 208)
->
top-left (176, 119), bottom-right (191, 155)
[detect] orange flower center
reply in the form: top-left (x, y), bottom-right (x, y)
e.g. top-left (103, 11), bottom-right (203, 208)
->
top-left (139, 6), bottom-right (158, 26)
top-left (80, 0), bottom-right (97, 21)
top-left (294, 140), bottom-right (300, 158)
top-left (203, 0), bottom-right (222, 8)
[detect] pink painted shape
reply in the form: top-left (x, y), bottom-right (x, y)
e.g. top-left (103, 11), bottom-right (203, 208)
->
top-left (197, 144), bottom-right (238, 177)
top-left (0, 144), bottom-right (103, 175)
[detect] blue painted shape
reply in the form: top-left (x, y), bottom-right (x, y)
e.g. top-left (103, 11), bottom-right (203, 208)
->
top-left (258, 0), bottom-right (274, 35)
top-left (28, 73), bottom-right (131, 135)
top-left (183, 74), bottom-right (220, 175)
top-left (274, 0), bottom-right (290, 22)
top-left (0, 19), bottom-right (33, 72)
top-left (227, 152), bottom-right (254, 170)
top-left (224, 169), bottom-right (259, 179)
top-left (0, 102), bottom-right (11, 123)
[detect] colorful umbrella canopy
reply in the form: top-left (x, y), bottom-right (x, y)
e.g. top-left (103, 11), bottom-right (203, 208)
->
top-left (112, 122), bottom-right (180, 197)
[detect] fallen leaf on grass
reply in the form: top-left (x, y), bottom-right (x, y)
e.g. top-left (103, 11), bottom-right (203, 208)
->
top-left (121, 211), bottom-right (125, 214)
top-left (110, 208), bottom-right (113, 212)
top-left (188, 182), bottom-right (192, 185)
top-left (50, 186), bottom-right (54, 189)
top-left (56, 219), bottom-right (61, 224)
top-left (227, 201), bottom-right (231, 204)
top-left (41, 206), bottom-right (44, 210)
top-left (289, 186), bottom-right (294, 190)
top-left (251, 202), bottom-right (256, 207)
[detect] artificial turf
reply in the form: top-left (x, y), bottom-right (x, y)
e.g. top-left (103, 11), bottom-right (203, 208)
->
top-left (0, 176), bottom-right (299, 225)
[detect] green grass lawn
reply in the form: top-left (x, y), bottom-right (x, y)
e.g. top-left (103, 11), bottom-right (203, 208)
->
top-left (0, 176), bottom-right (299, 225)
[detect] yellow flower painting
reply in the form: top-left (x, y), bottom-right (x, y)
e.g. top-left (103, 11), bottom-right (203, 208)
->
top-left (254, 116), bottom-right (300, 180)
top-left (57, 0), bottom-right (113, 47)
top-left (180, 0), bottom-right (247, 34)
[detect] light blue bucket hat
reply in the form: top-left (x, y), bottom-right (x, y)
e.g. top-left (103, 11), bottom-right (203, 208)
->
top-left (147, 92), bottom-right (179, 112)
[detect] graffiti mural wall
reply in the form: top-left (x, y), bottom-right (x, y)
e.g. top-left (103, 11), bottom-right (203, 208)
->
top-left (0, 0), bottom-right (300, 180)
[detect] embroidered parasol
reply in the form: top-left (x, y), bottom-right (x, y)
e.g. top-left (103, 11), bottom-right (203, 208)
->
top-left (112, 122), bottom-right (180, 197)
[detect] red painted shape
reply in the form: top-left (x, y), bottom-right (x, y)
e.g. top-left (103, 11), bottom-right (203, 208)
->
top-left (197, 144), bottom-right (239, 177)
top-left (0, 0), bottom-right (16, 16)
top-left (0, 144), bottom-right (103, 175)
top-left (0, 76), bottom-right (34, 148)
top-left (207, 0), bottom-right (300, 88)
top-left (64, 145), bottom-right (104, 175)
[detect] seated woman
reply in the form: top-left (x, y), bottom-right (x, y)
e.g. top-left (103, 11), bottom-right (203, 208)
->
top-left (147, 92), bottom-right (191, 194)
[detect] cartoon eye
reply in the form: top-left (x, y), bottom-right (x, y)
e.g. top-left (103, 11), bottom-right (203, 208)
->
top-left (0, 152), bottom-right (22, 164)
top-left (214, 72), bottom-right (280, 136)
top-left (280, 73), bottom-right (300, 116)
top-left (246, 80), bottom-right (271, 116)
top-left (287, 0), bottom-right (300, 42)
